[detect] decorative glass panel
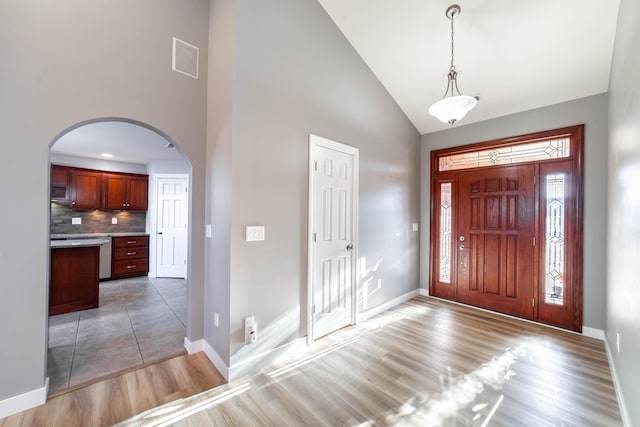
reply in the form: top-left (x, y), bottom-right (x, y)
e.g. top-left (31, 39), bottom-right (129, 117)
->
top-left (439, 182), bottom-right (452, 283)
top-left (439, 138), bottom-right (570, 171)
top-left (544, 173), bottom-right (566, 305)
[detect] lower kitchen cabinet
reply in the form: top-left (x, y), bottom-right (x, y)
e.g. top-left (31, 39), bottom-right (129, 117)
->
top-left (50, 246), bottom-right (100, 315)
top-left (111, 235), bottom-right (149, 278)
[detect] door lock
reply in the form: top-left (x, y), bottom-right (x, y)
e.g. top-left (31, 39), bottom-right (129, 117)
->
top-left (459, 244), bottom-right (465, 251)
top-left (459, 236), bottom-right (465, 241)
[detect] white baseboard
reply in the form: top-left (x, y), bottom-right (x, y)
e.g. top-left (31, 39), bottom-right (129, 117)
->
top-left (418, 288), bottom-right (429, 296)
top-left (0, 377), bottom-right (49, 419)
top-left (603, 333), bottom-right (631, 427)
top-left (203, 341), bottom-right (230, 382)
top-left (582, 326), bottom-right (605, 341)
top-left (357, 289), bottom-right (420, 323)
top-left (184, 337), bottom-right (204, 355)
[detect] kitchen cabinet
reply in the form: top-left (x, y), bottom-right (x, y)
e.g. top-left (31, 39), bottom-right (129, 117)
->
top-left (103, 173), bottom-right (148, 210)
top-left (70, 169), bottom-right (102, 209)
top-left (50, 165), bottom-right (71, 204)
top-left (50, 245), bottom-right (100, 315)
top-left (111, 235), bottom-right (149, 278)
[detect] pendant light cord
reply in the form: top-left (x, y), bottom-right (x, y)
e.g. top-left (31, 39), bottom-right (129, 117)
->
top-left (450, 11), bottom-right (455, 72)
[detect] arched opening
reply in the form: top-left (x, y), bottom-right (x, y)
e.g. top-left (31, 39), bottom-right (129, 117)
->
top-left (47, 118), bottom-right (193, 394)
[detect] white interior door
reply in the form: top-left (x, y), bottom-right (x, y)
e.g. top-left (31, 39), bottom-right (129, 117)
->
top-left (156, 177), bottom-right (188, 278)
top-left (308, 134), bottom-right (358, 341)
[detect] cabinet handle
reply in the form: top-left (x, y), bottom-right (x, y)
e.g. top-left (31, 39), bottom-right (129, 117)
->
top-left (122, 203), bottom-right (126, 207)
top-left (126, 265), bottom-right (137, 269)
top-left (127, 252), bottom-right (137, 256)
top-left (72, 201), bottom-right (76, 205)
top-left (127, 241), bottom-right (137, 244)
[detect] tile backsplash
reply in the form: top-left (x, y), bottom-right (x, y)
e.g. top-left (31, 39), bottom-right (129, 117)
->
top-left (51, 203), bottom-right (146, 234)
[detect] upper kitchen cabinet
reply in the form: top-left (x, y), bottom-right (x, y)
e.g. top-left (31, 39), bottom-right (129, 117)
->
top-left (103, 173), bottom-right (148, 210)
top-left (70, 169), bottom-right (102, 209)
top-left (50, 165), bottom-right (71, 205)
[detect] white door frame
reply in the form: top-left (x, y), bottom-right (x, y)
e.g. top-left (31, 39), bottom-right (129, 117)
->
top-left (307, 134), bottom-right (359, 343)
top-left (149, 173), bottom-right (189, 278)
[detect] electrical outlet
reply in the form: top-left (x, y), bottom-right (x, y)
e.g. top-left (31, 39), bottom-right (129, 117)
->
top-left (112, 217), bottom-right (118, 225)
top-left (616, 332), bottom-right (620, 353)
top-left (72, 217), bottom-right (81, 225)
top-left (412, 223), bottom-right (419, 231)
top-left (245, 226), bottom-right (265, 241)
top-left (214, 312), bottom-right (219, 327)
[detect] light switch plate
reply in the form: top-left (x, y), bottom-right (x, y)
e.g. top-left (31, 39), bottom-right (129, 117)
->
top-left (246, 226), bottom-right (265, 241)
top-left (412, 223), bottom-right (419, 231)
top-left (72, 217), bottom-right (82, 225)
top-left (205, 224), bottom-right (212, 238)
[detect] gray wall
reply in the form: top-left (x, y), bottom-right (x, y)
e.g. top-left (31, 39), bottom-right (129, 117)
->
top-left (205, 0), bottom-right (421, 373)
top-left (607, 0), bottom-right (640, 423)
top-left (0, 1), bottom-right (209, 402)
top-left (420, 93), bottom-right (609, 331)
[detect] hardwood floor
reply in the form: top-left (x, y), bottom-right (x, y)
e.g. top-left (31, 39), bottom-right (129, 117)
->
top-left (1, 296), bottom-right (622, 426)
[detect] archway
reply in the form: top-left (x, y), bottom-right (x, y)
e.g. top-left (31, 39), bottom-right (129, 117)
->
top-left (47, 117), bottom-right (193, 393)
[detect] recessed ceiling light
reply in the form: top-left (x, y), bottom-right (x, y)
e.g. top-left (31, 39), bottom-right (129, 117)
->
top-left (101, 153), bottom-right (114, 158)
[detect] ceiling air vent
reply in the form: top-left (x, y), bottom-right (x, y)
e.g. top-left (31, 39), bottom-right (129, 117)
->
top-left (172, 37), bottom-right (199, 79)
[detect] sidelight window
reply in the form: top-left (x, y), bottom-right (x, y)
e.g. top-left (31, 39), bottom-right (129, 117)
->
top-left (543, 173), bottom-right (566, 305)
top-left (439, 182), bottom-right (452, 283)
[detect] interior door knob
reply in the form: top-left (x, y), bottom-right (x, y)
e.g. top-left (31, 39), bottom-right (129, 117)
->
top-left (346, 244), bottom-right (354, 251)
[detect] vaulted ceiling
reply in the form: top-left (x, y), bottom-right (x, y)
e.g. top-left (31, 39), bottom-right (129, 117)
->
top-left (318, 0), bottom-right (620, 134)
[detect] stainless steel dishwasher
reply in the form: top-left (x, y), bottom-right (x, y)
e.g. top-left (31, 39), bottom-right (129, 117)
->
top-left (99, 237), bottom-right (112, 279)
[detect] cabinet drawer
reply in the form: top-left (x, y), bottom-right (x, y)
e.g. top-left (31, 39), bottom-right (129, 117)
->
top-left (113, 236), bottom-right (149, 248)
top-left (113, 247), bottom-right (147, 260)
top-left (112, 259), bottom-right (149, 276)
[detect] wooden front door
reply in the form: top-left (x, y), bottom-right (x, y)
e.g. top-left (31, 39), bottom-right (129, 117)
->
top-left (456, 165), bottom-right (535, 318)
top-left (429, 126), bottom-right (584, 332)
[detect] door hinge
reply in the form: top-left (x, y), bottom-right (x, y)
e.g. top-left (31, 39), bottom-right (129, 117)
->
top-left (313, 232), bottom-right (317, 242)
top-left (532, 298), bottom-right (535, 308)
top-left (533, 237), bottom-right (536, 246)
top-left (314, 161), bottom-right (318, 171)
top-left (312, 304), bottom-right (317, 314)
top-left (533, 176), bottom-right (537, 186)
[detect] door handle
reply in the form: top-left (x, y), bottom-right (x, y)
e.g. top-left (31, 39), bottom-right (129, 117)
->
top-left (346, 244), bottom-right (354, 251)
top-left (157, 232), bottom-right (163, 235)
top-left (459, 244), bottom-right (465, 251)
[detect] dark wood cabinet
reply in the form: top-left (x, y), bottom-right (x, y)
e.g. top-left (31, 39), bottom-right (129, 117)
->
top-left (70, 169), bottom-right (102, 209)
top-left (103, 173), bottom-right (148, 210)
top-left (50, 165), bottom-right (71, 205)
top-left (50, 246), bottom-right (100, 315)
top-left (50, 165), bottom-right (148, 211)
top-left (111, 235), bottom-right (149, 278)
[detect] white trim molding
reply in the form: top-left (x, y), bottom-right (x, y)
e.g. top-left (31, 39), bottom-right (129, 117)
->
top-left (357, 289), bottom-right (420, 323)
top-left (582, 326), bottom-right (605, 341)
top-left (0, 377), bottom-right (49, 419)
top-left (604, 334), bottom-right (632, 427)
top-left (203, 341), bottom-right (230, 382)
top-left (419, 288), bottom-right (429, 297)
top-left (183, 337), bottom-right (204, 355)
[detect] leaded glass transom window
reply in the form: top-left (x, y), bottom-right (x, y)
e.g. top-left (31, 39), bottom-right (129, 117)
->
top-left (439, 182), bottom-right (452, 283)
top-left (544, 173), bottom-right (566, 305)
top-left (439, 138), bottom-right (570, 172)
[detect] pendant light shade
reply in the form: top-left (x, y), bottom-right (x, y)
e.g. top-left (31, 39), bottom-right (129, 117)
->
top-left (428, 95), bottom-right (477, 125)
top-left (429, 4), bottom-right (477, 125)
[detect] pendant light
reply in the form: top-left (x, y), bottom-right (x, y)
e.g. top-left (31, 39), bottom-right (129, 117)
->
top-left (428, 4), bottom-right (477, 125)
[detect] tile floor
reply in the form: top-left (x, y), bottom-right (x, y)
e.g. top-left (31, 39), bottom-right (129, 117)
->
top-left (47, 277), bottom-right (187, 394)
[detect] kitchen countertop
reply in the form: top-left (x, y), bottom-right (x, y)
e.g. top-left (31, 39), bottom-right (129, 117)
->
top-left (50, 232), bottom-right (149, 239)
top-left (51, 238), bottom-right (111, 248)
